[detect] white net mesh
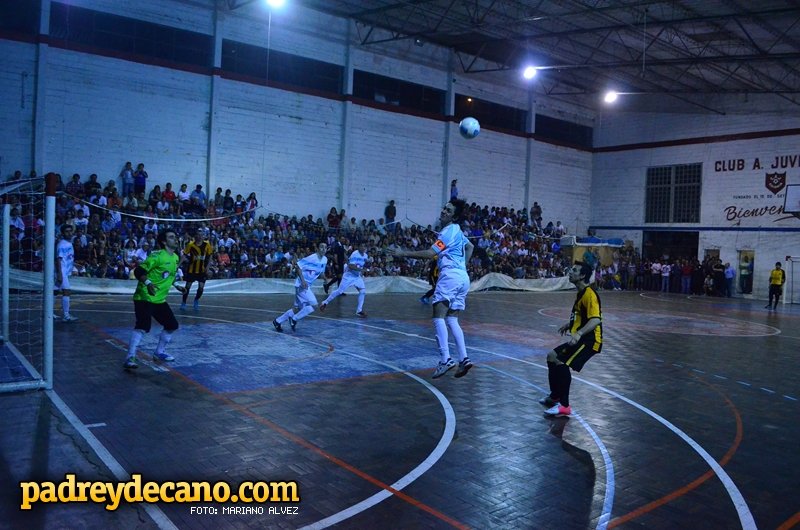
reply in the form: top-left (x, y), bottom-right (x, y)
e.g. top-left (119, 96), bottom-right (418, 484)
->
top-left (0, 179), bottom-right (48, 391)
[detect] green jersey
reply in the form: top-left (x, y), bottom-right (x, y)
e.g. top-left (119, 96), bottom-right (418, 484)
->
top-left (133, 249), bottom-right (179, 304)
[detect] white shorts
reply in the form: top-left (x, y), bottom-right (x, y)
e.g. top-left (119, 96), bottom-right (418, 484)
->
top-left (55, 272), bottom-right (71, 291)
top-left (337, 273), bottom-right (365, 292)
top-left (293, 285), bottom-right (319, 308)
top-left (432, 269), bottom-right (469, 310)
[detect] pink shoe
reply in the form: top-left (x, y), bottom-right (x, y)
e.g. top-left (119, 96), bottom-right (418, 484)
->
top-left (544, 404), bottom-right (572, 417)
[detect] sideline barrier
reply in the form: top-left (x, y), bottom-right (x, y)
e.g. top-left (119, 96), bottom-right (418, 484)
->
top-left (6, 269), bottom-right (572, 295)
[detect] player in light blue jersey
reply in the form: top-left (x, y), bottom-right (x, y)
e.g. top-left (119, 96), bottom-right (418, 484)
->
top-left (273, 242), bottom-right (328, 332)
top-left (55, 224), bottom-right (78, 322)
top-left (320, 242), bottom-right (369, 317)
top-left (389, 199), bottom-right (474, 378)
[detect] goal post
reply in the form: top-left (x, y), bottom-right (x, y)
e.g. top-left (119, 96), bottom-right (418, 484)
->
top-left (786, 256), bottom-right (800, 306)
top-left (0, 174), bottom-right (55, 393)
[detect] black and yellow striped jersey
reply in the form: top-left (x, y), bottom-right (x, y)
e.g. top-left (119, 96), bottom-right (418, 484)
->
top-left (570, 286), bottom-right (602, 343)
top-left (183, 241), bottom-right (213, 274)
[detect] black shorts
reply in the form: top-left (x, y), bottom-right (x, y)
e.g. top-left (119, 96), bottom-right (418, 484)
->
top-left (769, 284), bottom-right (783, 297)
top-left (184, 271), bottom-right (207, 283)
top-left (554, 336), bottom-right (602, 372)
top-left (134, 300), bottom-right (179, 333)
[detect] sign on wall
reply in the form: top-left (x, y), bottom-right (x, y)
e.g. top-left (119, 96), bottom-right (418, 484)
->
top-left (715, 155), bottom-right (799, 224)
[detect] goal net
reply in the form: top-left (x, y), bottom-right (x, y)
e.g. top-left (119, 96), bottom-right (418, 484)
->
top-left (0, 177), bottom-right (54, 392)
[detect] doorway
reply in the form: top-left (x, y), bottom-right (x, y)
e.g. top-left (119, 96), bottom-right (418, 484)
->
top-left (737, 250), bottom-right (754, 294)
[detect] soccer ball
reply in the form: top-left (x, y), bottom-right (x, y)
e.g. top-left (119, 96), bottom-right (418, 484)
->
top-left (458, 117), bottom-right (480, 139)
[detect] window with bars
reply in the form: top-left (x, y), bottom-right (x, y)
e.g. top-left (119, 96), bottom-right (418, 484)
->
top-left (645, 164), bottom-right (702, 223)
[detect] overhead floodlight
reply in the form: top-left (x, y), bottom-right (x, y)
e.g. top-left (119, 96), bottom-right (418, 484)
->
top-left (266, 0), bottom-right (286, 8)
top-left (522, 66), bottom-right (538, 80)
top-left (603, 91), bottom-right (619, 103)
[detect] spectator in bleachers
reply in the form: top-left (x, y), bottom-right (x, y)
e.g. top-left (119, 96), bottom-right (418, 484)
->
top-left (133, 163), bottom-right (148, 195)
top-left (222, 189), bottom-right (234, 214)
top-left (177, 184), bottom-right (190, 213)
top-left (84, 174), bottom-right (102, 198)
top-left (123, 192), bottom-right (138, 213)
top-left (120, 162), bottom-right (135, 197)
top-left (148, 185), bottom-right (162, 209)
top-left (190, 185), bottom-right (206, 207)
top-left (246, 192), bottom-right (258, 219)
top-left (66, 174), bottom-right (83, 198)
top-left (213, 187), bottom-right (224, 214)
top-left (233, 194), bottom-right (245, 215)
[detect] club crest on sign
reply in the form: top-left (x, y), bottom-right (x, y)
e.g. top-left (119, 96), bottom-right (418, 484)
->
top-left (765, 172), bottom-right (786, 194)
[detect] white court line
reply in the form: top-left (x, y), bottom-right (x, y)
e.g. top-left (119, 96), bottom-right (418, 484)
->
top-left (79, 301), bottom-right (756, 528)
top-left (458, 343), bottom-right (756, 530)
top-left (84, 422), bottom-right (107, 429)
top-left (480, 365), bottom-right (615, 530)
top-left (297, 351), bottom-right (456, 530)
top-left (155, 305), bottom-right (615, 528)
top-left (77, 308), bottom-right (457, 530)
top-left (266, 310), bottom-right (754, 529)
top-left (45, 390), bottom-right (177, 530)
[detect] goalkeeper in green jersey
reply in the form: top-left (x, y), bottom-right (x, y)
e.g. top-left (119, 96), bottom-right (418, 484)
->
top-left (124, 228), bottom-right (186, 370)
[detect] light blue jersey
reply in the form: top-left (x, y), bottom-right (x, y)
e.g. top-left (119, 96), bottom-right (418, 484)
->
top-left (345, 250), bottom-right (368, 277)
top-left (295, 253), bottom-right (327, 287)
top-left (432, 223), bottom-right (468, 272)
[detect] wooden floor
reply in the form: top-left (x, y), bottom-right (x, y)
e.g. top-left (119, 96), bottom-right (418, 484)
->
top-left (1, 289), bottom-right (798, 529)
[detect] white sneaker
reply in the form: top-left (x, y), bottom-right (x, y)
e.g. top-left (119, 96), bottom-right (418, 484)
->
top-left (62, 315), bottom-right (79, 322)
top-left (432, 358), bottom-right (456, 379)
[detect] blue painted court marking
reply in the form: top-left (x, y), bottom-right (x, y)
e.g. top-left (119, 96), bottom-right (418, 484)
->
top-left (0, 343), bottom-right (34, 383)
top-left (480, 364), bottom-right (615, 530)
top-left (88, 301), bottom-right (543, 392)
top-left (254, 311), bottom-right (755, 530)
top-left (83, 302), bottom-right (756, 527)
top-left (78, 307), bottom-right (458, 530)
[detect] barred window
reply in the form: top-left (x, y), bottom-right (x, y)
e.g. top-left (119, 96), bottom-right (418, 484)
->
top-left (645, 164), bottom-right (701, 223)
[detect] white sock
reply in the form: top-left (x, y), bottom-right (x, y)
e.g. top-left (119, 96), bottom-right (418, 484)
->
top-left (433, 318), bottom-right (450, 363)
top-left (155, 330), bottom-right (173, 355)
top-left (446, 316), bottom-right (467, 362)
top-left (127, 329), bottom-right (145, 359)
top-left (356, 291), bottom-right (365, 312)
top-left (277, 309), bottom-right (295, 324)
top-left (62, 296), bottom-right (70, 316)
top-left (294, 305), bottom-right (314, 320)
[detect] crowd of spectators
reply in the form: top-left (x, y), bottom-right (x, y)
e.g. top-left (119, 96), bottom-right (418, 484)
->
top-left (4, 166), bottom-right (574, 283)
top-left (591, 246), bottom-right (740, 297)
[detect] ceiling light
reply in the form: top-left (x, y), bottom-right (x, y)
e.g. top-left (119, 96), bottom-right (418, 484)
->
top-left (603, 91), bottom-right (619, 103)
top-left (266, 0), bottom-right (286, 8)
top-left (522, 66), bottom-right (537, 79)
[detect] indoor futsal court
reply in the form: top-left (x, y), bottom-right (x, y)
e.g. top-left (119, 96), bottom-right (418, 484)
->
top-left (2, 288), bottom-right (798, 529)
top-left (3, 1), bottom-right (800, 529)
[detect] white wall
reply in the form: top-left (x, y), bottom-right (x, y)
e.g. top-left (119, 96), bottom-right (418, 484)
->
top-left (213, 78), bottom-right (342, 216)
top-left (593, 112), bottom-right (800, 299)
top-left (42, 48), bottom-right (210, 190)
top-left (64, 0), bottom-right (215, 34)
top-left (0, 40), bottom-right (37, 179)
top-left (532, 142), bottom-right (593, 236)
